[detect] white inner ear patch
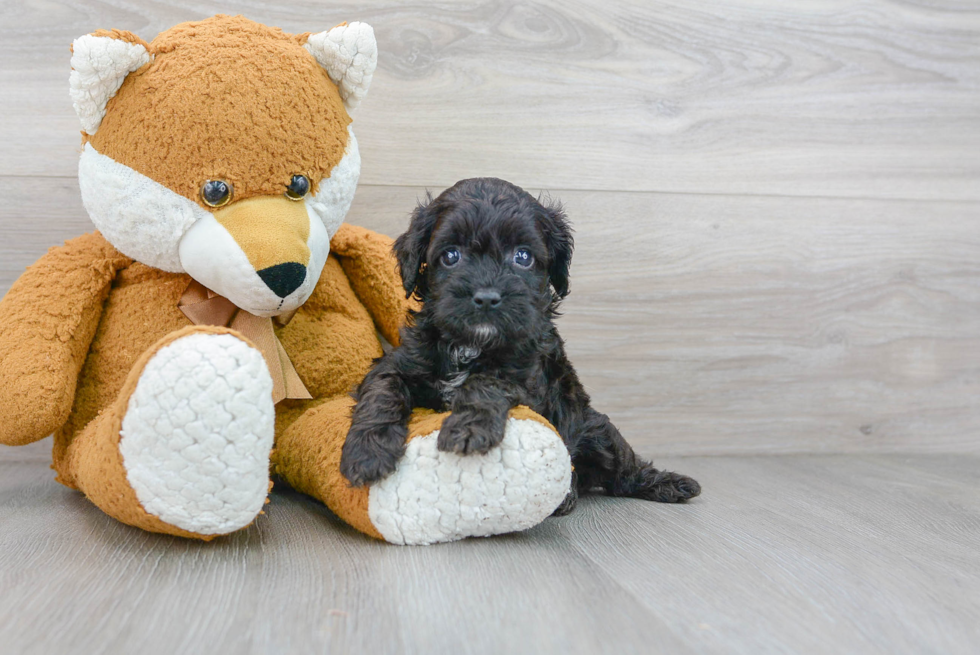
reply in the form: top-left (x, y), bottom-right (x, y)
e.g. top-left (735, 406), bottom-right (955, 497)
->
top-left (70, 34), bottom-right (152, 135)
top-left (304, 22), bottom-right (377, 111)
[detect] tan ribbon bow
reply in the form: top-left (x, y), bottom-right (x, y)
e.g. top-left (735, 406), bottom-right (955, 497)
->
top-left (178, 280), bottom-right (312, 404)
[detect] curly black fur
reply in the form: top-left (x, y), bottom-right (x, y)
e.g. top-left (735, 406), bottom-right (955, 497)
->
top-left (340, 178), bottom-right (700, 513)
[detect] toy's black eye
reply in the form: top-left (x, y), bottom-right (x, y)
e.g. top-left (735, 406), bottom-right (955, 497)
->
top-left (200, 180), bottom-right (232, 208)
top-left (285, 174), bottom-right (310, 200)
top-left (513, 248), bottom-right (534, 268)
top-left (441, 248), bottom-right (461, 267)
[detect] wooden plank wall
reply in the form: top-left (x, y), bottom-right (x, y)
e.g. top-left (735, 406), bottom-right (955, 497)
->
top-left (1, 0), bottom-right (978, 455)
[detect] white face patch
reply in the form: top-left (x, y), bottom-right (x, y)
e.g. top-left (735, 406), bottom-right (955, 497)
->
top-left (470, 324), bottom-right (498, 344)
top-left (306, 126), bottom-right (361, 238)
top-left (77, 126), bottom-right (361, 316)
top-left (78, 143), bottom-right (210, 272)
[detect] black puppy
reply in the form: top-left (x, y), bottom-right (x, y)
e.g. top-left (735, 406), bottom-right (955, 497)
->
top-left (340, 178), bottom-right (700, 514)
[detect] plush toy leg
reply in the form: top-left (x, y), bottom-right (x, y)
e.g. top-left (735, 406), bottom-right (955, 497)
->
top-left (63, 326), bottom-right (275, 540)
top-left (273, 397), bottom-right (573, 545)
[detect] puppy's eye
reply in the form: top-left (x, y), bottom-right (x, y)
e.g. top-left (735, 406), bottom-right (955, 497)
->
top-left (441, 248), bottom-right (461, 267)
top-left (200, 180), bottom-right (233, 208)
top-left (285, 174), bottom-right (310, 200)
top-left (513, 248), bottom-right (534, 268)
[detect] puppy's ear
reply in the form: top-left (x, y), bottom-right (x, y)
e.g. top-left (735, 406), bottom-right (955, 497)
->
top-left (394, 193), bottom-right (439, 299)
top-left (539, 198), bottom-right (574, 298)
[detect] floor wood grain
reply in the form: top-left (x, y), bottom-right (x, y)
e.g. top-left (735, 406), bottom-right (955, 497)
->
top-left (1, 0), bottom-right (978, 199)
top-left (1, 1), bottom-right (979, 652)
top-left (2, 442), bottom-right (978, 655)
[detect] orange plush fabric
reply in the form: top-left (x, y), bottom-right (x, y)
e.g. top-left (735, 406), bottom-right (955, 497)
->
top-left (0, 233), bottom-right (131, 446)
top-left (87, 15), bottom-right (350, 206)
top-left (330, 222), bottom-right (423, 347)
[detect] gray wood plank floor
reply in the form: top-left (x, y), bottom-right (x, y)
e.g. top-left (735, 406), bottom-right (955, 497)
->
top-left (2, 441), bottom-right (978, 655)
top-left (1, 1), bottom-right (979, 653)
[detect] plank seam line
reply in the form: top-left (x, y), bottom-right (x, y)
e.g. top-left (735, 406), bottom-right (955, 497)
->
top-left (4, 176), bottom-right (978, 206)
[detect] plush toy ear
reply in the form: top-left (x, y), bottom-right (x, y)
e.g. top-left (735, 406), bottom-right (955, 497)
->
top-left (538, 198), bottom-right (574, 299)
top-left (394, 193), bottom-right (440, 300)
top-left (69, 31), bottom-right (152, 135)
top-left (303, 22), bottom-right (378, 112)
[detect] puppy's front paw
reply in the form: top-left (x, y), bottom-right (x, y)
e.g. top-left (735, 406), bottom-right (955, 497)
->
top-left (437, 411), bottom-right (504, 455)
top-left (340, 423), bottom-right (407, 487)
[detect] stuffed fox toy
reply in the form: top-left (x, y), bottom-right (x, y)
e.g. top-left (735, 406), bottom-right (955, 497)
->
top-left (0, 15), bottom-right (571, 545)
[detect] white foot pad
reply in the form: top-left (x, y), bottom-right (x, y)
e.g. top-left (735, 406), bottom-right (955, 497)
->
top-left (368, 417), bottom-right (573, 545)
top-left (120, 333), bottom-right (275, 535)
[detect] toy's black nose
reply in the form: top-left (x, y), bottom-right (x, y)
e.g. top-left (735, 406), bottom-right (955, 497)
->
top-left (258, 262), bottom-right (306, 298)
top-left (472, 289), bottom-right (502, 309)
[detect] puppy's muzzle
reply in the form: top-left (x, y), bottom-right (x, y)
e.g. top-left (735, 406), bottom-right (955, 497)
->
top-left (472, 289), bottom-right (502, 310)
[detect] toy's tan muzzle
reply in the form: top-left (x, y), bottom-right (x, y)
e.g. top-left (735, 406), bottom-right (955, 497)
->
top-left (213, 196), bottom-right (312, 299)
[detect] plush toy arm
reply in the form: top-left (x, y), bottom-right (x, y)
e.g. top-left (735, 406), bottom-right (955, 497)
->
top-left (274, 397), bottom-right (573, 545)
top-left (329, 223), bottom-right (418, 347)
top-left (0, 232), bottom-right (130, 445)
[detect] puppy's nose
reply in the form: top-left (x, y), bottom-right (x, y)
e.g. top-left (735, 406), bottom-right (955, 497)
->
top-left (257, 262), bottom-right (306, 298)
top-left (472, 289), bottom-right (502, 310)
